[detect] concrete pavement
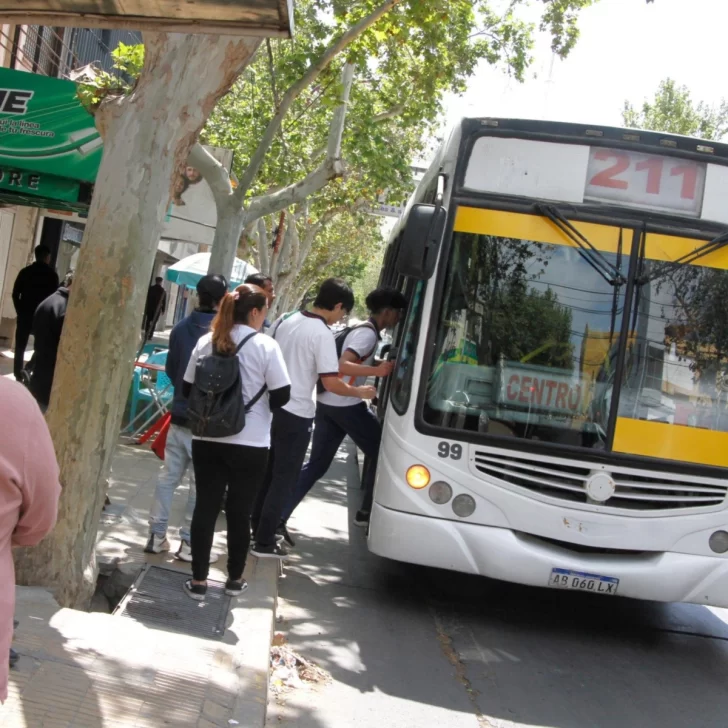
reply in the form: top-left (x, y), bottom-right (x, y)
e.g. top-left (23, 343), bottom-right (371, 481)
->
top-left (4, 440), bottom-right (279, 728)
top-left (268, 443), bottom-right (728, 728)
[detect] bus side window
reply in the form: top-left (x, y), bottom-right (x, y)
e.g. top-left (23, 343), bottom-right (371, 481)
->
top-left (390, 279), bottom-right (426, 415)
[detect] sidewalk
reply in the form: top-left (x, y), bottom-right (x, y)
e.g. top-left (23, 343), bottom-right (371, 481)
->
top-left (3, 440), bottom-right (279, 728)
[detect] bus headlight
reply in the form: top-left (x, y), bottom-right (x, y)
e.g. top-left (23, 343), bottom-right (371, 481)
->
top-left (452, 494), bottom-right (476, 518)
top-left (709, 530), bottom-right (728, 554)
top-left (429, 481), bottom-right (453, 505)
top-left (406, 465), bottom-right (430, 489)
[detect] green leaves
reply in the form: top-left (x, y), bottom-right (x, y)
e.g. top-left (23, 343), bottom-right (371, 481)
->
top-left (623, 78), bottom-right (728, 141)
top-left (76, 41), bottom-right (145, 113)
top-left (110, 42), bottom-right (145, 79)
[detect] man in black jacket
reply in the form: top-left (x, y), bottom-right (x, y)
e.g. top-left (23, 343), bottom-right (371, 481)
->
top-left (29, 271), bottom-right (73, 412)
top-left (12, 246), bottom-right (59, 380)
top-left (143, 277), bottom-right (167, 341)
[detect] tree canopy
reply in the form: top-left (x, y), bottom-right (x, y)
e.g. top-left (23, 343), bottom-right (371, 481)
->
top-left (623, 78), bottom-right (728, 141)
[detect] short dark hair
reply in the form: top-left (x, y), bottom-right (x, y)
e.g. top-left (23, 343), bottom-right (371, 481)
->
top-left (313, 278), bottom-right (354, 312)
top-left (245, 273), bottom-right (272, 288)
top-left (35, 245), bottom-right (51, 261)
top-left (155, 276), bottom-right (164, 284)
top-left (196, 273), bottom-right (227, 309)
top-left (365, 287), bottom-right (408, 314)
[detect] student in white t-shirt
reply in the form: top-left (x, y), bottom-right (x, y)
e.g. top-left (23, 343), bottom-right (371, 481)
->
top-left (251, 279), bottom-right (376, 558)
top-left (182, 284), bottom-right (291, 601)
top-left (281, 288), bottom-right (408, 529)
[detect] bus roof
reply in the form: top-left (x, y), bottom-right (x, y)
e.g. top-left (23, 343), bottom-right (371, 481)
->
top-left (460, 117), bottom-right (728, 164)
top-left (387, 116), bottom-right (728, 241)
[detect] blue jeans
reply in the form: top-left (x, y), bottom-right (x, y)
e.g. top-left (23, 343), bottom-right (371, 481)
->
top-left (282, 402), bottom-right (381, 522)
top-left (149, 424), bottom-right (196, 542)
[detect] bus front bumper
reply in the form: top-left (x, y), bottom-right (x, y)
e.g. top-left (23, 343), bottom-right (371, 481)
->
top-left (368, 502), bottom-right (728, 608)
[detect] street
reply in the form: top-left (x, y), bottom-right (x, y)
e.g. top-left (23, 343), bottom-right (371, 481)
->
top-left (269, 445), bottom-right (728, 728)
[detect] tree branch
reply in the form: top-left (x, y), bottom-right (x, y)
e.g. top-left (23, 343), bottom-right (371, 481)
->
top-left (234, 0), bottom-right (402, 201)
top-left (245, 64), bottom-right (355, 224)
top-left (188, 143), bottom-right (234, 207)
top-left (372, 104), bottom-right (405, 123)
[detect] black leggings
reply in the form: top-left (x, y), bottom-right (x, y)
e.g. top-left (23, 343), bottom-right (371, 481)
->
top-left (190, 440), bottom-right (269, 582)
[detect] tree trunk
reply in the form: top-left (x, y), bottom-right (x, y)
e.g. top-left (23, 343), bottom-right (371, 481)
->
top-left (207, 201), bottom-right (246, 279)
top-left (14, 32), bottom-right (260, 608)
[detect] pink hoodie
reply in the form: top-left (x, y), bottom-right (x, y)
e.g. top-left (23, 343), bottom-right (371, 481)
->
top-left (0, 378), bottom-right (60, 702)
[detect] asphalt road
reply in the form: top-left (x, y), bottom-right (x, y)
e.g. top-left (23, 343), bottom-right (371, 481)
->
top-left (267, 445), bottom-right (728, 728)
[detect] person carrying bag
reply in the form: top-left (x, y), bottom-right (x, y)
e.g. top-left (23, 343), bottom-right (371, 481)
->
top-left (181, 284), bottom-right (290, 600)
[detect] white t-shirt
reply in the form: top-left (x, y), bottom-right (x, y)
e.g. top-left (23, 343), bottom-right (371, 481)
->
top-left (270, 311), bottom-right (339, 419)
top-left (318, 322), bottom-right (380, 408)
top-left (183, 325), bottom-right (290, 448)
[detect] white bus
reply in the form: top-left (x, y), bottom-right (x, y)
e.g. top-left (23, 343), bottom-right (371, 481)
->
top-left (368, 117), bottom-right (728, 607)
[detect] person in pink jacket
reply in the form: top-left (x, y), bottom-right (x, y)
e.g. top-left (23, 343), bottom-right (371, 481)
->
top-left (0, 378), bottom-right (61, 702)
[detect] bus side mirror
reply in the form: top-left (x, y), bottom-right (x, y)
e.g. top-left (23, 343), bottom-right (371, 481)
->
top-left (396, 203), bottom-right (447, 280)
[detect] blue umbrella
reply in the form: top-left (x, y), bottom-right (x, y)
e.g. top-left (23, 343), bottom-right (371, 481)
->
top-left (165, 253), bottom-right (258, 290)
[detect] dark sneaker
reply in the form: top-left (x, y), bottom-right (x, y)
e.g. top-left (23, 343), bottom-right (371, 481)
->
top-left (183, 579), bottom-right (207, 601)
top-left (250, 543), bottom-right (289, 560)
top-left (225, 579), bottom-right (249, 597)
top-left (9, 648), bottom-right (18, 668)
top-left (144, 533), bottom-right (171, 554)
top-left (354, 510), bottom-right (370, 528)
top-left (277, 524), bottom-right (295, 548)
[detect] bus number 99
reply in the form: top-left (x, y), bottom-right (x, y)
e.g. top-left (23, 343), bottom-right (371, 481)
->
top-left (438, 442), bottom-right (462, 460)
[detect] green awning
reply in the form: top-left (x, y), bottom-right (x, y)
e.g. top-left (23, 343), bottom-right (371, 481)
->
top-left (0, 67), bottom-right (100, 209)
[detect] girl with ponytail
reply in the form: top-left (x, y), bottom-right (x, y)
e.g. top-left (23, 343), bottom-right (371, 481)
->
top-left (182, 283), bottom-right (291, 600)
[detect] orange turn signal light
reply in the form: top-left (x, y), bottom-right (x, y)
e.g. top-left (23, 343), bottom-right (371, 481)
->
top-left (406, 465), bottom-right (431, 490)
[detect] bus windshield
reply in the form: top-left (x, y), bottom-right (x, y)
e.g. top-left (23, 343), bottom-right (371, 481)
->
top-left (423, 209), bottom-right (728, 461)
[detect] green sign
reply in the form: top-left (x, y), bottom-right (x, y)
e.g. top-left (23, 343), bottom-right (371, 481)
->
top-left (0, 165), bottom-right (80, 201)
top-left (0, 67), bottom-right (101, 184)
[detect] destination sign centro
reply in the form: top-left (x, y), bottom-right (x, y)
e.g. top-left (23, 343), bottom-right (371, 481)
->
top-left (497, 365), bottom-right (587, 417)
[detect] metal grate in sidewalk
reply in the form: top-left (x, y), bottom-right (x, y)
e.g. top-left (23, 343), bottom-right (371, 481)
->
top-left (114, 564), bottom-right (232, 640)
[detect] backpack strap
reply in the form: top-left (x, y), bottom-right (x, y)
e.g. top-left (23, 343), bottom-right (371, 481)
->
top-left (235, 331), bottom-right (258, 353)
top-left (244, 384), bottom-right (268, 412)
top-left (237, 331), bottom-right (267, 411)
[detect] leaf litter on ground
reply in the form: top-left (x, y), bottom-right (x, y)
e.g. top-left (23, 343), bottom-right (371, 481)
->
top-left (270, 635), bottom-right (331, 696)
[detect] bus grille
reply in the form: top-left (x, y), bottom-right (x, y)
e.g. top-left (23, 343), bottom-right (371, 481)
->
top-left (471, 449), bottom-right (728, 511)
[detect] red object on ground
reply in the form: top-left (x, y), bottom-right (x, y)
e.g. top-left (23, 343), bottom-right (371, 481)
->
top-left (137, 411), bottom-right (170, 449)
top-left (151, 414), bottom-right (172, 460)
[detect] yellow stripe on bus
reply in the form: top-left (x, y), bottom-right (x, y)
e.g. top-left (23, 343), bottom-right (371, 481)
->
top-left (612, 417), bottom-right (728, 468)
top-left (453, 207), bottom-right (625, 254)
top-left (645, 233), bottom-right (728, 271)
top-left (453, 208), bottom-right (728, 270)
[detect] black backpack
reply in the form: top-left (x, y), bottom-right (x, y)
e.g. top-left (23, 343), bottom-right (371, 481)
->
top-left (187, 333), bottom-right (267, 438)
top-left (316, 321), bottom-right (378, 393)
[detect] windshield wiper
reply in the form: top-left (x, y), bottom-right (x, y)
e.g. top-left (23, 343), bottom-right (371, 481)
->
top-left (536, 204), bottom-right (626, 287)
top-left (637, 229), bottom-right (728, 284)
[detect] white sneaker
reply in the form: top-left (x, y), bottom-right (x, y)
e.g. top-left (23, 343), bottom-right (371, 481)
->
top-left (144, 533), bottom-right (171, 554)
top-left (175, 540), bottom-right (218, 564)
top-left (175, 540), bottom-right (192, 562)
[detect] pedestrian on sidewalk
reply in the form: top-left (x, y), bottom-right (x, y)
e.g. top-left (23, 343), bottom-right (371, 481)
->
top-left (281, 287), bottom-right (407, 529)
top-left (142, 277), bottom-right (167, 341)
top-left (145, 274), bottom-right (228, 561)
top-left (28, 270), bottom-right (73, 413)
top-left (0, 378), bottom-right (61, 702)
top-left (182, 284), bottom-right (290, 600)
top-left (244, 273), bottom-right (275, 331)
top-left (11, 245), bottom-right (59, 381)
top-left (251, 279), bottom-right (377, 560)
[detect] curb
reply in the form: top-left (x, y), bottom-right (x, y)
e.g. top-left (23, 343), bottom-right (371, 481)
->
top-left (228, 556), bottom-right (279, 727)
